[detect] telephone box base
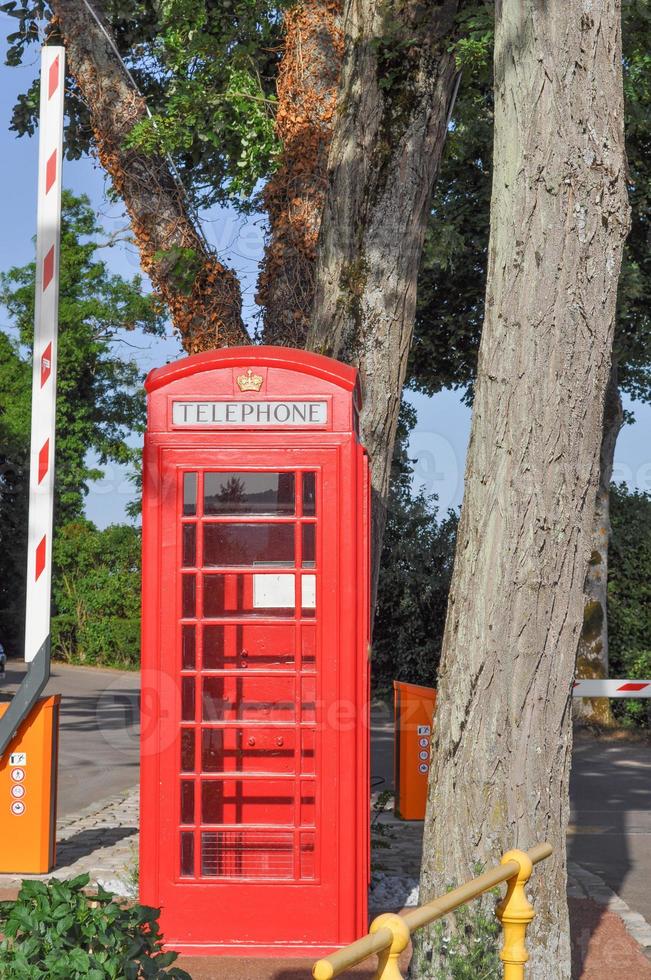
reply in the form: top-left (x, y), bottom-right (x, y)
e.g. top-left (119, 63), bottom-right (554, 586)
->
top-left (165, 941), bottom-right (349, 958)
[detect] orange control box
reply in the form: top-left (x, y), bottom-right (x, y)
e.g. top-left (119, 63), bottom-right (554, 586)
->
top-left (394, 681), bottom-right (436, 821)
top-left (0, 695), bottom-right (60, 873)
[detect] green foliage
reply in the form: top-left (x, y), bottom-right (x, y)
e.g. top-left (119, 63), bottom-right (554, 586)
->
top-left (2, 0), bottom-right (285, 211)
top-left (52, 522), bottom-right (141, 669)
top-left (608, 483), bottom-right (651, 727)
top-left (413, 1), bottom-right (651, 406)
top-left (0, 332), bottom-right (31, 655)
top-left (373, 405), bottom-right (458, 692)
top-left (428, 900), bottom-right (501, 979)
top-left (127, 61), bottom-right (280, 203)
top-left (152, 246), bottom-right (205, 296)
top-left (0, 874), bottom-right (191, 979)
top-left (0, 192), bottom-right (158, 654)
top-left (451, 5), bottom-right (494, 73)
top-left (412, 884), bottom-right (501, 979)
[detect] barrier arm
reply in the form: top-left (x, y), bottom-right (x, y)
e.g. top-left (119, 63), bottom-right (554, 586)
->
top-left (0, 46), bottom-right (65, 756)
top-left (313, 842), bottom-right (553, 980)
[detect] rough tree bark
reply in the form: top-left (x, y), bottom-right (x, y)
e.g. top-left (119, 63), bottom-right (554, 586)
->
top-left (574, 365), bottom-right (624, 727)
top-left (307, 0), bottom-right (461, 589)
top-left (413, 2), bottom-right (630, 977)
top-left (257, 2), bottom-right (343, 347)
top-left (51, 0), bottom-right (248, 352)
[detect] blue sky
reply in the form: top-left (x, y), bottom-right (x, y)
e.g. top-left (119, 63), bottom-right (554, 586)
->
top-left (1, 29), bottom-right (649, 528)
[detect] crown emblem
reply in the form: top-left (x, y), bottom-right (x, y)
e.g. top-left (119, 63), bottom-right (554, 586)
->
top-left (236, 368), bottom-right (264, 392)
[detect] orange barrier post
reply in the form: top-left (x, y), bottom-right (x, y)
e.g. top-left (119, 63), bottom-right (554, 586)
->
top-left (0, 695), bottom-right (60, 873)
top-left (393, 681), bottom-right (436, 821)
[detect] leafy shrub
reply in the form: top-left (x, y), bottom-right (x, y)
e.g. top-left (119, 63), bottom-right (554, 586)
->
top-left (410, 891), bottom-right (501, 979)
top-left (0, 875), bottom-right (191, 979)
top-left (52, 521), bottom-right (141, 669)
top-left (374, 484), bottom-right (458, 694)
top-left (608, 484), bottom-right (651, 727)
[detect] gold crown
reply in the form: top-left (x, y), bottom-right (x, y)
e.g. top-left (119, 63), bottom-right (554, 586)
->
top-left (237, 368), bottom-right (264, 392)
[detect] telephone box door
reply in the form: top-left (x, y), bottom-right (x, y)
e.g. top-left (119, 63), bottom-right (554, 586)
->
top-left (151, 447), bottom-right (351, 953)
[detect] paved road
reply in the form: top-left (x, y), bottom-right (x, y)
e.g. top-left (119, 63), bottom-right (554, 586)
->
top-left (2, 661), bottom-right (140, 817)
top-left (569, 737), bottom-right (651, 925)
top-left (371, 703), bottom-right (651, 925)
top-left (3, 665), bottom-right (650, 928)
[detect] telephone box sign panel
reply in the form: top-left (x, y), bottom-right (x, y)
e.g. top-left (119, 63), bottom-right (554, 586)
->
top-left (140, 347), bottom-right (369, 958)
top-left (172, 400), bottom-right (328, 427)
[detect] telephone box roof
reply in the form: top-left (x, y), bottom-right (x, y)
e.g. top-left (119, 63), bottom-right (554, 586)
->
top-left (145, 345), bottom-right (360, 397)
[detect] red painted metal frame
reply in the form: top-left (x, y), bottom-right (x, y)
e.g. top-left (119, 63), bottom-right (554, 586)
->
top-left (140, 347), bottom-right (369, 957)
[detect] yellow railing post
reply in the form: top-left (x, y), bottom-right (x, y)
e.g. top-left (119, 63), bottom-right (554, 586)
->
top-left (370, 913), bottom-right (411, 980)
top-left (496, 849), bottom-right (535, 980)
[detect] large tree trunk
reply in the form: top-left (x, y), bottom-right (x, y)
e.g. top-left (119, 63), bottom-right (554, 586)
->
top-left (574, 365), bottom-right (624, 726)
top-left (51, 0), bottom-right (248, 352)
top-left (257, 2), bottom-right (343, 347)
top-left (414, 3), bottom-right (630, 978)
top-left (307, 0), bottom-right (461, 591)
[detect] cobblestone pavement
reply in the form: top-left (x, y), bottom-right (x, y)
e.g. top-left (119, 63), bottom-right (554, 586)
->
top-left (0, 787), bottom-right (139, 895)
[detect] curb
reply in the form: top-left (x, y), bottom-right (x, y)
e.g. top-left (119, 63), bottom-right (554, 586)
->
top-left (569, 860), bottom-right (651, 959)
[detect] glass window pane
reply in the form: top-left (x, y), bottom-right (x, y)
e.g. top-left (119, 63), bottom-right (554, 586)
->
top-left (201, 832), bottom-right (218, 877)
top-left (203, 524), bottom-right (294, 567)
top-left (302, 473), bottom-right (316, 516)
top-left (204, 574), bottom-right (295, 618)
top-left (203, 624), bottom-right (295, 669)
top-left (301, 574), bottom-right (316, 617)
top-left (204, 473), bottom-right (294, 515)
top-left (181, 729), bottom-right (195, 772)
top-left (301, 729), bottom-right (315, 775)
top-left (182, 625), bottom-right (196, 670)
top-left (202, 830), bottom-right (293, 879)
top-left (202, 729), bottom-right (224, 773)
top-left (183, 473), bottom-right (197, 516)
top-left (181, 780), bottom-right (194, 824)
top-left (203, 675), bottom-right (295, 723)
top-left (182, 575), bottom-right (196, 618)
top-left (203, 625), bottom-right (225, 669)
top-left (302, 624), bottom-right (316, 671)
top-left (302, 676), bottom-right (317, 723)
top-left (205, 781), bottom-right (293, 826)
top-left (302, 524), bottom-right (315, 567)
top-left (300, 832), bottom-right (316, 879)
top-left (202, 781), bottom-right (223, 823)
top-left (180, 831), bottom-right (194, 877)
top-left (182, 524), bottom-right (196, 567)
top-left (182, 676), bottom-right (195, 722)
top-left (300, 782), bottom-right (316, 826)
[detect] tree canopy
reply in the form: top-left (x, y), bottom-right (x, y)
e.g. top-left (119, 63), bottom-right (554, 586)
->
top-left (0, 191), bottom-right (162, 652)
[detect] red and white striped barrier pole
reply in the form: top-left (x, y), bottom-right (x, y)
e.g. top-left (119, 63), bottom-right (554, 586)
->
top-left (24, 46), bottom-right (65, 665)
top-left (0, 46), bottom-right (65, 756)
top-left (573, 679), bottom-right (651, 698)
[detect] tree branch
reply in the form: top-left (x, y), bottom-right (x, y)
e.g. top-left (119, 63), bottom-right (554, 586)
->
top-left (51, 0), bottom-right (249, 351)
top-left (257, 1), bottom-right (343, 347)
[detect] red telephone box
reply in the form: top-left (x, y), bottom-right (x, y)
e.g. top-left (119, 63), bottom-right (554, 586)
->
top-left (140, 347), bottom-right (370, 956)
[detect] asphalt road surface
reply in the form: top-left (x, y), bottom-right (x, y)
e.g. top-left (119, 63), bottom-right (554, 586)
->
top-left (3, 665), bottom-right (650, 927)
top-left (2, 661), bottom-right (140, 817)
top-left (569, 736), bottom-right (651, 925)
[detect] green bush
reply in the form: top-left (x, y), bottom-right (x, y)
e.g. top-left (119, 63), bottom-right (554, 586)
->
top-left (374, 485), bottom-right (458, 694)
top-left (52, 521), bottom-right (141, 669)
top-left (608, 484), bottom-right (651, 727)
top-left (0, 875), bottom-right (191, 979)
top-left (410, 891), bottom-right (501, 979)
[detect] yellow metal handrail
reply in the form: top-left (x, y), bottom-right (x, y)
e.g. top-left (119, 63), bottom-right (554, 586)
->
top-left (313, 842), bottom-right (553, 980)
